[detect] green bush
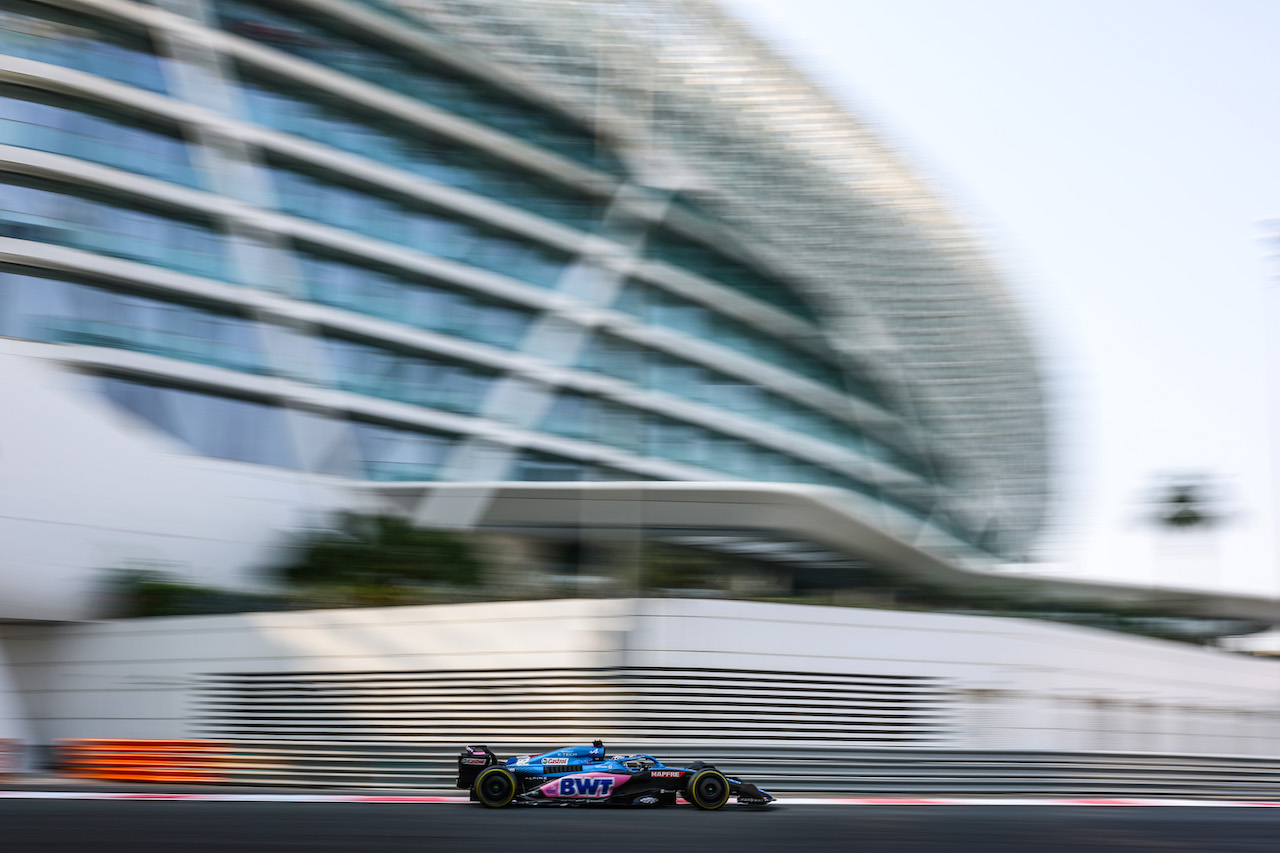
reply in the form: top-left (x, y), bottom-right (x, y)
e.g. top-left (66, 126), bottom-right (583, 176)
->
top-left (105, 569), bottom-right (288, 618)
top-left (277, 513), bottom-right (484, 590)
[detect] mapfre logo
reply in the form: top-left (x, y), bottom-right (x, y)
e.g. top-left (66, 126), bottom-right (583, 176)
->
top-left (556, 777), bottom-right (615, 798)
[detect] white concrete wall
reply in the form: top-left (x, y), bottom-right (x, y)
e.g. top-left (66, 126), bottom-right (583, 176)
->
top-left (624, 599), bottom-right (1280, 754)
top-left (3, 598), bottom-right (1279, 755)
top-left (0, 598), bottom-right (622, 743)
top-left (0, 637), bottom-right (31, 747)
top-left (0, 341), bottom-right (366, 621)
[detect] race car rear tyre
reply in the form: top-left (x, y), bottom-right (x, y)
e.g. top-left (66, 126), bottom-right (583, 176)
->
top-left (474, 766), bottom-right (517, 808)
top-left (686, 768), bottom-right (730, 810)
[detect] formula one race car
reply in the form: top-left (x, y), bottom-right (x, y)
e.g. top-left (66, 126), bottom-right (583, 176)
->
top-left (456, 741), bottom-right (774, 809)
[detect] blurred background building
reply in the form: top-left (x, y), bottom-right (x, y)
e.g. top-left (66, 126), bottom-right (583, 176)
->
top-left (3, 0), bottom-right (1279, 765)
top-left (0, 0), bottom-right (1050, 621)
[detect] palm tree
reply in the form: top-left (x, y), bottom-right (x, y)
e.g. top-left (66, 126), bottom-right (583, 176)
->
top-left (1145, 473), bottom-right (1229, 589)
top-left (1153, 480), bottom-right (1220, 530)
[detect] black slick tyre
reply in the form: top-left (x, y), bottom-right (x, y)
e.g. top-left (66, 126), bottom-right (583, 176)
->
top-left (686, 768), bottom-right (730, 810)
top-left (474, 766), bottom-right (517, 808)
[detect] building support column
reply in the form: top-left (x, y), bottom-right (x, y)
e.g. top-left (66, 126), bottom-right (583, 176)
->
top-left (0, 633), bottom-right (33, 772)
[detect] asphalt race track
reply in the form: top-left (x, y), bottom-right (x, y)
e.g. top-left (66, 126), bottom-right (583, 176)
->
top-left (4, 801), bottom-right (1280, 852)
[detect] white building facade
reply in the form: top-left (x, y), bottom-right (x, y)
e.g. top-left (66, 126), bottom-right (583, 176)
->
top-left (4, 598), bottom-right (1279, 758)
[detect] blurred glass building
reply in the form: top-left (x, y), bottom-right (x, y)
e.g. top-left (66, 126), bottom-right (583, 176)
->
top-left (0, 0), bottom-right (1051, 619)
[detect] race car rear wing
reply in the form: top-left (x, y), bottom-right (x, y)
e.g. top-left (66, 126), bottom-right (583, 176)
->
top-left (455, 745), bottom-right (499, 788)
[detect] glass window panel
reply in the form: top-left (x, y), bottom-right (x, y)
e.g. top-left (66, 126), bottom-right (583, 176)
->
top-left (215, 0), bottom-right (620, 175)
top-left (615, 281), bottom-right (886, 406)
top-left (4, 269), bottom-right (267, 372)
top-left (0, 178), bottom-right (230, 280)
top-left (101, 377), bottom-right (174, 434)
top-left (542, 393), bottom-right (591, 439)
top-left (513, 451), bottom-right (587, 482)
top-left (237, 69), bottom-right (606, 230)
top-left (145, 386), bottom-right (295, 467)
top-left (0, 2), bottom-right (167, 93)
top-left (293, 248), bottom-right (543, 350)
top-left (271, 165), bottom-right (568, 290)
top-left (477, 303), bottom-right (527, 348)
top-left (352, 421), bottom-right (452, 481)
top-left (2, 271), bottom-right (70, 338)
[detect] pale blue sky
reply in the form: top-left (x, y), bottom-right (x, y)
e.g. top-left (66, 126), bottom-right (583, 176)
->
top-left (725, 0), bottom-right (1280, 595)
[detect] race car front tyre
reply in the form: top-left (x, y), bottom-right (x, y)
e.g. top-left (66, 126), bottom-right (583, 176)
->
top-left (474, 766), bottom-right (518, 808)
top-left (686, 768), bottom-right (730, 810)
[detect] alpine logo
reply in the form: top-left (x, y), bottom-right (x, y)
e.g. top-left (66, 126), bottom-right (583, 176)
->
top-left (557, 777), bottom-right (615, 798)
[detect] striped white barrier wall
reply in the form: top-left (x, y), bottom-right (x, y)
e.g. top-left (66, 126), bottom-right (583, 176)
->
top-left (197, 666), bottom-right (953, 745)
top-left (10, 599), bottom-right (1280, 760)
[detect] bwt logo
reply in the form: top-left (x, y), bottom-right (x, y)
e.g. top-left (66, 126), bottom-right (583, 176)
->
top-left (557, 777), bottom-right (615, 798)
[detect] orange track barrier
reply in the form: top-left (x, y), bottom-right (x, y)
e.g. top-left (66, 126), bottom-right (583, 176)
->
top-left (59, 739), bottom-right (228, 784)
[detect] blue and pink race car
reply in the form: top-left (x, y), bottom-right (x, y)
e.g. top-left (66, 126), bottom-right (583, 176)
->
top-left (456, 742), bottom-right (774, 809)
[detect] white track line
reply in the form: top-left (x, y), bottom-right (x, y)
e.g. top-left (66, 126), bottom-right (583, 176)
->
top-left (779, 798), bottom-right (1280, 807)
top-left (2, 792), bottom-right (1280, 807)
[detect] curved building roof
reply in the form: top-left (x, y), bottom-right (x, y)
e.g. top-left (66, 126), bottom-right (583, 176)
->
top-left (0, 0), bottom-right (1048, 593)
top-left (388, 0), bottom-right (1052, 559)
